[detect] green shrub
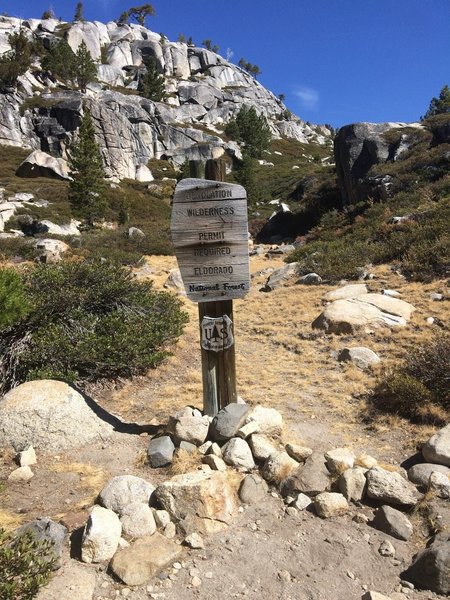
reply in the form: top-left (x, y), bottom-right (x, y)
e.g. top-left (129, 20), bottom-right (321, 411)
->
top-left (370, 334), bottom-right (450, 424)
top-left (0, 260), bottom-right (188, 393)
top-left (0, 269), bottom-right (31, 329)
top-left (0, 528), bottom-right (56, 600)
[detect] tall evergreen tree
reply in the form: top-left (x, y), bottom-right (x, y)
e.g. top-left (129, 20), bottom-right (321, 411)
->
top-left (74, 1), bottom-right (84, 21)
top-left (225, 105), bottom-right (271, 159)
top-left (117, 10), bottom-right (130, 25)
top-left (0, 31), bottom-right (33, 91)
top-left (68, 109), bottom-right (107, 227)
top-left (424, 85), bottom-right (450, 119)
top-left (138, 57), bottom-right (165, 101)
top-left (41, 38), bottom-right (77, 83)
top-left (75, 41), bottom-right (96, 92)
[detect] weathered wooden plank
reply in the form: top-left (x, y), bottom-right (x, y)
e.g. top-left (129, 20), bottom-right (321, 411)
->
top-left (173, 178), bottom-right (246, 204)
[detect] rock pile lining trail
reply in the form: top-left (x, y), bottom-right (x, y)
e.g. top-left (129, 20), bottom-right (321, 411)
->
top-left (0, 252), bottom-right (449, 600)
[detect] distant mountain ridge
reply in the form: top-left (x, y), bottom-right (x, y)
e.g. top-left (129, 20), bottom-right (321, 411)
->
top-left (0, 15), bottom-right (331, 181)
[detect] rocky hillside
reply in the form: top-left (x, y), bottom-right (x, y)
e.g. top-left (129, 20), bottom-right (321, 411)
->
top-left (0, 15), bottom-right (331, 181)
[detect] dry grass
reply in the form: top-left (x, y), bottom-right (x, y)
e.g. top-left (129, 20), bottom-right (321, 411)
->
top-left (170, 448), bottom-right (201, 475)
top-left (0, 509), bottom-right (24, 531)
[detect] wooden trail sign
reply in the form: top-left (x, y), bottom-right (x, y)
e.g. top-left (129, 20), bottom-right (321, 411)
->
top-left (171, 168), bottom-right (250, 416)
top-left (171, 178), bottom-right (250, 303)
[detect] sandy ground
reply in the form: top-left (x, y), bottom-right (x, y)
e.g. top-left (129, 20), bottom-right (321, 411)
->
top-left (0, 251), bottom-right (449, 599)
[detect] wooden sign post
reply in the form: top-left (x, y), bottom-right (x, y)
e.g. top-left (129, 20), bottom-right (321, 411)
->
top-left (171, 161), bottom-right (250, 416)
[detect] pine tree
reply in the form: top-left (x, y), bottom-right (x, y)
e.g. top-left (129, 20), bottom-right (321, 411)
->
top-left (117, 10), bottom-right (130, 25)
top-left (41, 8), bottom-right (55, 19)
top-left (424, 85), bottom-right (450, 119)
top-left (75, 41), bottom-right (96, 92)
top-left (68, 109), bottom-right (107, 227)
top-left (74, 1), bottom-right (84, 21)
top-left (128, 4), bottom-right (155, 26)
top-left (0, 31), bottom-right (32, 91)
top-left (225, 106), bottom-right (271, 159)
top-left (138, 57), bottom-right (165, 101)
top-left (42, 39), bottom-right (77, 83)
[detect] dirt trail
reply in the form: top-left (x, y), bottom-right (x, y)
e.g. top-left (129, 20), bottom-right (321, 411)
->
top-left (1, 252), bottom-right (448, 600)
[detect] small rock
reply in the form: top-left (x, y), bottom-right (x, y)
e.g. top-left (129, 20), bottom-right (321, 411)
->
top-left (339, 467), bottom-right (367, 502)
top-left (128, 226), bottom-right (145, 239)
top-left (198, 441), bottom-right (212, 455)
top-left (248, 434), bottom-right (278, 461)
top-left (245, 405), bottom-right (283, 437)
top-left (236, 421), bottom-right (260, 439)
top-left (422, 424), bottom-right (450, 467)
top-left (281, 453), bottom-right (331, 497)
top-left (163, 522), bottom-right (176, 539)
top-left (168, 412), bottom-right (210, 446)
top-left (110, 533), bottom-right (182, 586)
top-left (120, 503), bottom-right (156, 538)
top-left (278, 570), bottom-right (292, 582)
top-left (325, 447), bottom-right (355, 474)
top-left (16, 517), bottom-right (67, 569)
top-left (179, 441), bottom-right (197, 454)
top-left (8, 466), bottom-right (34, 482)
top-left (184, 533), bottom-right (204, 549)
top-left (373, 505), bottom-right (413, 541)
top-left (337, 347), bottom-right (381, 369)
top-left (147, 436), bottom-right (175, 468)
top-left (17, 446), bottom-right (37, 467)
top-left (362, 592), bottom-right (393, 600)
top-left (285, 443), bottom-right (313, 462)
top-left (430, 293), bottom-right (444, 301)
top-left (202, 455), bottom-right (227, 471)
top-left (222, 438), bottom-right (255, 471)
top-left (379, 539), bottom-right (396, 557)
top-left (153, 510), bottom-right (171, 528)
top-left (191, 576), bottom-right (202, 587)
top-left (383, 289), bottom-right (401, 298)
top-left (99, 475), bottom-right (155, 516)
top-left (238, 473), bottom-right (268, 504)
top-left (208, 442), bottom-right (222, 457)
top-left (366, 467), bottom-right (421, 506)
top-left (292, 493), bottom-right (313, 510)
top-left (81, 505), bottom-right (122, 563)
top-left (298, 273), bottom-right (322, 285)
top-left (209, 403), bottom-right (250, 442)
top-left (408, 463), bottom-right (450, 487)
top-left (314, 492), bottom-right (348, 518)
top-left (402, 536), bottom-right (450, 595)
top-left (428, 471), bottom-right (450, 499)
top-left (261, 451), bottom-right (298, 483)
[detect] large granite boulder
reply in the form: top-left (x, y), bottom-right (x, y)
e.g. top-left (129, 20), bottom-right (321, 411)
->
top-left (16, 150), bottom-right (71, 180)
top-left (0, 380), bottom-right (113, 451)
top-left (313, 294), bottom-right (415, 334)
top-left (334, 122), bottom-right (423, 205)
top-left (154, 470), bottom-right (239, 534)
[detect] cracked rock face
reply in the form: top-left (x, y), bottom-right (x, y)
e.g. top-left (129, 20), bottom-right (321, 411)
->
top-left (0, 15), bottom-right (332, 182)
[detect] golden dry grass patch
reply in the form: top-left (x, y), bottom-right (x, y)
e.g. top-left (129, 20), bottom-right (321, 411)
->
top-left (49, 462), bottom-right (108, 507)
top-left (0, 509), bottom-right (24, 531)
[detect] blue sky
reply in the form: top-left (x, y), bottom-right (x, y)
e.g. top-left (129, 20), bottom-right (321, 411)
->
top-left (5, 0), bottom-right (450, 127)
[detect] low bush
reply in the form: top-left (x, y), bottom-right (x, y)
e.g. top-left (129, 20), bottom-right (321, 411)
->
top-left (0, 528), bottom-right (56, 599)
top-left (0, 260), bottom-right (188, 393)
top-left (0, 269), bottom-right (31, 329)
top-left (369, 334), bottom-right (450, 425)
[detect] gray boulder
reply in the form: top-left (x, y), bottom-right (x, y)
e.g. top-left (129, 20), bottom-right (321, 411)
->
top-left (16, 150), bottom-right (71, 180)
top-left (81, 505), bottom-right (122, 563)
top-left (238, 473), bottom-right (268, 504)
top-left (120, 502), bottom-right (156, 538)
top-left (373, 505), bottom-right (413, 540)
top-left (16, 518), bottom-right (67, 569)
top-left (222, 437), bottom-right (255, 471)
top-left (337, 347), bottom-right (381, 369)
top-left (0, 380), bottom-right (112, 452)
top-left (98, 475), bottom-right (155, 515)
top-left (147, 436), bottom-right (175, 468)
top-left (338, 467), bottom-right (367, 502)
top-left (403, 535), bottom-right (450, 594)
top-left (408, 462), bottom-right (450, 487)
top-left (366, 467), bottom-right (421, 506)
top-left (210, 403), bottom-right (250, 442)
top-left (422, 424), bottom-right (450, 467)
top-left (334, 122), bottom-right (422, 206)
top-left (280, 453), bottom-right (331, 497)
top-left (261, 263), bottom-right (299, 291)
